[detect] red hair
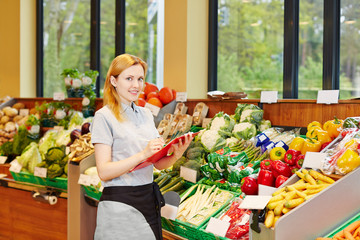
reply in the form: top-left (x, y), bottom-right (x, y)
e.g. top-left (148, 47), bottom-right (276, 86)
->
top-left (103, 54), bottom-right (148, 122)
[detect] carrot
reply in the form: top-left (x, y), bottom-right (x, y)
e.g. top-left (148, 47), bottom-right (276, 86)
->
top-left (344, 230), bottom-right (356, 240)
top-left (344, 221), bottom-right (360, 235)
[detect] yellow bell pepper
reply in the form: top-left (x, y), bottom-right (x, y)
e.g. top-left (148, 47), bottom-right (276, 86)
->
top-left (307, 121), bottom-right (322, 131)
top-left (323, 117), bottom-right (344, 139)
top-left (336, 149), bottom-right (360, 174)
top-left (301, 138), bottom-right (321, 155)
top-left (306, 126), bottom-right (322, 139)
top-left (344, 139), bottom-right (360, 150)
top-left (314, 129), bottom-right (332, 145)
top-left (289, 137), bottom-right (305, 151)
top-left (270, 147), bottom-right (286, 161)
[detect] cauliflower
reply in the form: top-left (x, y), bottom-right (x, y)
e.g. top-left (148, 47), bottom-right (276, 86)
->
top-left (259, 119), bottom-right (272, 132)
top-left (208, 112), bottom-right (235, 138)
top-left (225, 137), bottom-right (239, 147)
top-left (232, 122), bottom-right (257, 140)
top-left (200, 129), bottom-right (226, 152)
top-left (234, 104), bottom-right (264, 125)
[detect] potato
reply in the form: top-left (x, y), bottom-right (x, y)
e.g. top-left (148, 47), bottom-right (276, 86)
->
top-left (3, 107), bottom-right (18, 117)
top-left (13, 115), bottom-right (24, 123)
top-left (12, 102), bottom-right (25, 110)
top-left (0, 124), bottom-right (3, 130)
top-left (0, 116), bottom-right (10, 124)
top-left (4, 122), bottom-right (16, 132)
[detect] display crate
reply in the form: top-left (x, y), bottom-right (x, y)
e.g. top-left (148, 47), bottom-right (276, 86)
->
top-left (162, 184), bottom-right (237, 239)
top-left (325, 211), bottom-right (360, 238)
top-left (250, 167), bottom-right (360, 240)
top-left (45, 177), bottom-right (67, 190)
top-left (82, 185), bottom-right (102, 201)
top-left (10, 171), bottom-right (46, 186)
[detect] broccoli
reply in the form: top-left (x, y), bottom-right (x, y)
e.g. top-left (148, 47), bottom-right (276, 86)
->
top-left (172, 156), bottom-right (188, 172)
top-left (200, 129), bottom-right (227, 153)
top-left (208, 112), bottom-right (235, 138)
top-left (233, 122), bottom-right (257, 140)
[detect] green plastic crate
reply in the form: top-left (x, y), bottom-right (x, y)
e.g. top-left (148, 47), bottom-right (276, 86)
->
top-left (45, 177), bottom-right (67, 190)
top-left (83, 185), bottom-right (102, 201)
top-left (325, 211), bottom-right (360, 238)
top-left (10, 171), bottom-right (46, 186)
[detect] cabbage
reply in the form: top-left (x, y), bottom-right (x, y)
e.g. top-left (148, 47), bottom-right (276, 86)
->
top-left (39, 130), bottom-right (58, 159)
top-left (56, 130), bottom-right (71, 146)
top-left (15, 142), bottom-right (42, 174)
top-left (68, 111), bottom-right (84, 130)
top-left (45, 146), bottom-right (66, 162)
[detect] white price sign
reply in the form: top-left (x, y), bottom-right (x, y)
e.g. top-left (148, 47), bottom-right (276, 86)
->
top-left (145, 102), bottom-right (161, 117)
top-left (34, 167), bottom-right (47, 178)
top-left (205, 217), bottom-right (230, 238)
top-left (176, 92), bottom-right (187, 102)
top-left (260, 91), bottom-right (278, 103)
top-left (9, 160), bottom-right (22, 173)
top-left (53, 92), bottom-right (65, 101)
top-left (19, 109), bottom-right (29, 116)
top-left (78, 174), bottom-right (91, 186)
top-left (303, 152), bottom-right (326, 169)
top-left (0, 156), bottom-right (7, 164)
top-left (180, 166), bottom-right (197, 183)
top-left (317, 90), bottom-right (339, 104)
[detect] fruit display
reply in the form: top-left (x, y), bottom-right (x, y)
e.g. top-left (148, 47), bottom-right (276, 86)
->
top-left (137, 82), bottom-right (177, 108)
top-left (264, 169), bottom-right (335, 229)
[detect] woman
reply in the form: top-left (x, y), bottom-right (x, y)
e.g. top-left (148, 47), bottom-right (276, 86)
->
top-left (91, 54), bottom-right (193, 240)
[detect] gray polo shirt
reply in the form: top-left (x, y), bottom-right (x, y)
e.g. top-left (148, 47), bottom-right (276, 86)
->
top-left (91, 102), bottom-right (159, 187)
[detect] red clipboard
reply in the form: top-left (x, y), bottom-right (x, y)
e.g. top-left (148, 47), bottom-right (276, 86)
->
top-left (130, 132), bottom-right (199, 172)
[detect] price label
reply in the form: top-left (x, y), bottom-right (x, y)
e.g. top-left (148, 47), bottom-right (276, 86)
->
top-left (176, 92), bottom-right (187, 102)
top-left (317, 90), bottom-right (339, 104)
top-left (78, 174), bottom-right (91, 186)
top-left (9, 160), bottom-right (22, 173)
top-left (258, 184), bottom-right (277, 196)
top-left (0, 156), bottom-right (7, 164)
top-left (145, 102), bottom-right (161, 117)
top-left (260, 91), bottom-right (278, 103)
top-left (161, 204), bottom-right (179, 220)
top-left (90, 175), bottom-right (100, 186)
top-left (239, 195), bottom-right (272, 210)
top-left (180, 166), bottom-right (197, 183)
top-left (19, 109), bottom-right (29, 116)
top-left (53, 92), bottom-right (65, 101)
top-left (30, 125), bottom-right (40, 134)
top-left (303, 152), bottom-right (326, 169)
top-left (205, 217), bottom-right (230, 238)
top-left (34, 167), bottom-right (47, 178)
top-left (54, 126), bottom-right (64, 131)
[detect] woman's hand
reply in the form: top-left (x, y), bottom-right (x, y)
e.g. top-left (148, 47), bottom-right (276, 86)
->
top-left (167, 133), bottom-right (194, 160)
top-left (142, 137), bottom-right (165, 159)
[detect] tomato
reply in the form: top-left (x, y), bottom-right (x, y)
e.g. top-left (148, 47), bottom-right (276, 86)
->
top-left (137, 98), bottom-right (146, 107)
top-left (147, 97), bottom-right (163, 108)
top-left (144, 82), bottom-right (159, 96)
top-left (146, 91), bottom-right (159, 100)
top-left (159, 87), bottom-right (174, 105)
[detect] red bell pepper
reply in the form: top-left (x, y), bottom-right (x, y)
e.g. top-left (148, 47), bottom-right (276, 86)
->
top-left (320, 141), bottom-right (331, 151)
top-left (241, 177), bottom-right (258, 195)
top-left (258, 169), bottom-right (275, 187)
top-left (275, 175), bottom-right (289, 188)
top-left (296, 154), bottom-right (305, 169)
top-left (289, 165), bottom-right (299, 175)
top-left (271, 160), bottom-right (291, 178)
top-left (284, 149), bottom-right (300, 166)
top-left (260, 159), bottom-right (272, 171)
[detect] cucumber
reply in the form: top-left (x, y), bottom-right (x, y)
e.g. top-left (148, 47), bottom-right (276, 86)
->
top-left (158, 174), bottom-right (172, 188)
top-left (160, 176), bottom-right (183, 192)
top-left (154, 173), bottom-right (168, 183)
top-left (162, 180), bottom-right (185, 194)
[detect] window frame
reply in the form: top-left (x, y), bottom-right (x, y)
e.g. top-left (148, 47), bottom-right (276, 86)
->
top-left (209, 0), bottom-right (341, 99)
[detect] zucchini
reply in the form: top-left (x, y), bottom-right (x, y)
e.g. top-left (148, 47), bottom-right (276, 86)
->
top-left (160, 176), bottom-right (184, 193)
top-left (162, 180), bottom-right (185, 194)
top-left (158, 174), bottom-right (172, 188)
top-left (168, 171), bottom-right (180, 177)
top-left (154, 173), bottom-right (168, 183)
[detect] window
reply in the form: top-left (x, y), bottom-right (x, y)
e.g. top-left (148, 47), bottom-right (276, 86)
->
top-left (43, 0), bottom-right (91, 97)
top-left (125, 0), bottom-right (158, 85)
top-left (40, 0), bottom-right (163, 97)
top-left (298, 0), bottom-right (323, 99)
top-left (340, 0), bottom-right (360, 99)
top-left (217, 0), bottom-right (284, 99)
top-left (100, 0), bottom-right (116, 96)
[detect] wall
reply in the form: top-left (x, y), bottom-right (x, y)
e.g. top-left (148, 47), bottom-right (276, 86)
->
top-left (0, 0), bottom-right (21, 97)
top-left (0, 1), bottom-right (208, 99)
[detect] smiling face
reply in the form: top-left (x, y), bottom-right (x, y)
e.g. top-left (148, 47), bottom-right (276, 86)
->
top-left (110, 64), bottom-right (145, 105)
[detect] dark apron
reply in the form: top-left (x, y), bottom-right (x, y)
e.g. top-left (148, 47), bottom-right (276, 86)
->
top-left (99, 182), bottom-right (165, 240)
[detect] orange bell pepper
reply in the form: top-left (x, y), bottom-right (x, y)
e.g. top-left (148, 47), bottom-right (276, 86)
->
top-left (323, 117), bottom-right (344, 139)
